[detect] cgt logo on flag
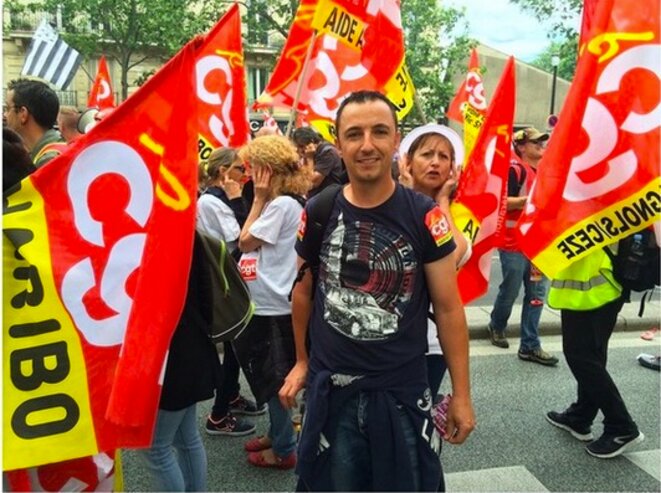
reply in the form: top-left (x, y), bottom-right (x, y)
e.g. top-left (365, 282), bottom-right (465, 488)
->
top-left (21, 19), bottom-right (83, 90)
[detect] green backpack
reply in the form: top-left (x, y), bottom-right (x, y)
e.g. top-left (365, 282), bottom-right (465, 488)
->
top-left (195, 230), bottom-right (255, 344)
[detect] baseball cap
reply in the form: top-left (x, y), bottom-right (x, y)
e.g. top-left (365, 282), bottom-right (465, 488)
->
top-left (513, 127), bottom-right (549, 144)
top-left (399, 123), bottom-right (465, 167)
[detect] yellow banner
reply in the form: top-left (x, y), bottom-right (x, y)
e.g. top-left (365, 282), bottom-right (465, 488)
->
top-left (384, 60), bottom-right (415, 121)
top-left (311, 0), bottom-right (365, 50)
top-left (450, 202), bottom-right (482, 244)
top-left (462, 105), bottom-right (485, 167)
top-left (198, 133), bottom-right (215, 162)
top-left (532, 179), bottom-right (661, 278)
top-left (310, 118), bottom-right (338, 144)
top-left (3, 179), bottom-right (97, 470)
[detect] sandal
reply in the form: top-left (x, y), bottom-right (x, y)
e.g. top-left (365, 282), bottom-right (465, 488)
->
top-left (247, 450), bottom-right (296, 470)
top-left (244, 435), bottom-right (272, 452)
top-left (641, 327), bottom-right (659, 341)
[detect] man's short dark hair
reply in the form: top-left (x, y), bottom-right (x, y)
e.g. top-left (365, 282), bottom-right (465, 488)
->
top-left (8, 78), bottom-right (60, 129)
top-left (292, 127), bottom-right (322, 146)
top-left (335, 90), bottom-right (398, 131)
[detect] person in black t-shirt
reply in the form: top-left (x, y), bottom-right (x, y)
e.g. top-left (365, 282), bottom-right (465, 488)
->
top-left (292, 127), bottom-right (344, 197)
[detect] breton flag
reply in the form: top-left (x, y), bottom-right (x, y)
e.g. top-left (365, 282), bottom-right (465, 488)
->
top-left (87, 56), bottom-right (115, 109)
top-left (21, 19), bottom-right (83, 90)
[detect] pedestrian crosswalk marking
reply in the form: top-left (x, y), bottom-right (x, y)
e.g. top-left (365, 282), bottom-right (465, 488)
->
top-left (625, 449), bottom-right (661, 481)
top-left (445, 465), bottom-right (549, 492)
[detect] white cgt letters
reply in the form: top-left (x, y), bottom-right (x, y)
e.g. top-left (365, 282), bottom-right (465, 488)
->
top-left (62, 141), bottom-right (153, 347)
top-left (563, 44), bottom-right (660, 202)
top-left (195, 54), bottom-right (235, 148)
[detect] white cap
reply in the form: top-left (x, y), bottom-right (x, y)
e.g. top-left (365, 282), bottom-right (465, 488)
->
top-left (399, 124), bottom-right (464, 167)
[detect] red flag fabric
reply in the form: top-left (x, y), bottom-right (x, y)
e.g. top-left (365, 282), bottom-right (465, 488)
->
top-left (2, 9), bottom-right (240, 470)
top-left (579, 0), bottom-right (600, 49)
top-left (87, 55), bottom-right (115, 110)
top-left (255, 0), bottom-right (411, 140)
top-left (451, 57), bottom-right (516, 304)
top-left (196, 3), bottom-right (250, 161)
top-left (517, 0), bottom-right (660, 278)
top-left (446, 48), bottom-right (487, 124)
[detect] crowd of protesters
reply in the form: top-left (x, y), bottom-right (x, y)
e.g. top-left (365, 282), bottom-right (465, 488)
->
top-left (3, 80), bottom-right (648, 492)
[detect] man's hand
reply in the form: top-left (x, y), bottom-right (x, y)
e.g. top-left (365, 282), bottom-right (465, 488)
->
top-left (279, 360), bottom-right (308, 409)
top-left (443, 394), bottom-right (475, 444)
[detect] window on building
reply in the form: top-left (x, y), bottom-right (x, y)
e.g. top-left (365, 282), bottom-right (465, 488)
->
top-left (247, 67), bottom-right (269, 103)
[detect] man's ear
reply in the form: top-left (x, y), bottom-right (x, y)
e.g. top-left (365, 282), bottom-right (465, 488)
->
top-left (18, 106), bottom-right (29, 125)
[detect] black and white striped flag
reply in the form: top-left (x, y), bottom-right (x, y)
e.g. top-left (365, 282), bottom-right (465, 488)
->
top-left (21, 19), bottom-right (83, 90)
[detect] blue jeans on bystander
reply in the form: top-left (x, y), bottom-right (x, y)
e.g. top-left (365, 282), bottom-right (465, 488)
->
top-left (490, 249), bottom-right (548, 352)
top-left (138, 404), bottom-right (207, 492)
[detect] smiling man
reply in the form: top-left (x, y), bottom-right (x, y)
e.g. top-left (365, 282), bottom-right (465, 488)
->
top-left (279, 91), bottom-right (474, 491)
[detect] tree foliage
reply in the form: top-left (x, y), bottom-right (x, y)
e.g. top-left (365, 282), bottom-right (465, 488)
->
top-left (510, 0), bottom-right (582, 79)
top-left (401, 0), bottom-right (474, 123)
top-left (11, 0), bottom-right (227, 100)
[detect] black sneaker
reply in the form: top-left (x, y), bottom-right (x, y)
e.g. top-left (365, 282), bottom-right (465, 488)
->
top-left (586, 431), bottom-right (645, 459)
top-left (487, 325), bottom-right (509, 349)
top-left (545, 411), bottom-right (593, 441)
top-left (205, 414), bottom-right (256, 436)
top-left (230, 395), bottom-right (267, 416)
top-left (518, 348), bottom-right (559, 366)
top-left (637, 353), bottom-right (661, 371)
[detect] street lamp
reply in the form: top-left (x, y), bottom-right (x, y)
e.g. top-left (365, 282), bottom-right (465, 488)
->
top-left (549, 54), bottom-right (560, 117)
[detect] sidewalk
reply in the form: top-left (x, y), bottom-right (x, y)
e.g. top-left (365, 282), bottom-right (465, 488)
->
top-left (465, 295), bottom-right (661, 340)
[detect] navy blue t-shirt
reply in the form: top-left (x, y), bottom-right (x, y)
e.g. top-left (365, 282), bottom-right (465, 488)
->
top-left (296, 183), bottom-right (455, 375)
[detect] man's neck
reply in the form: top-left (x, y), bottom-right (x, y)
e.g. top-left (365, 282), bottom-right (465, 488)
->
top-left (21, 125), bottom-right (47, 153)
top-left (344, 177), bottom-right (396, 209)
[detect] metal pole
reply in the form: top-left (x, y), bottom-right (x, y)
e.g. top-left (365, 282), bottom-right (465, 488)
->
top-left (549, 64), bottom-right (558, 116)
top-left (285, 31), bottom-right (317, 138)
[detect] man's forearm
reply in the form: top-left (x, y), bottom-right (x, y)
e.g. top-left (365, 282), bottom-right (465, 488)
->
top-left (436, 307), bottom-right (471, 399)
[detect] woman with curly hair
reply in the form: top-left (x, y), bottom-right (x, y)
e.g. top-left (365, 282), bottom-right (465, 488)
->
top-left (232, 135), bottom-right (312, 469)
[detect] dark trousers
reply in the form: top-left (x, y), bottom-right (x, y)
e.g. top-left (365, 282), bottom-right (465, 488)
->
top-left (211, 341), bottom-right (241, 419)
top-left (561, 297), bottom-right (638, 436)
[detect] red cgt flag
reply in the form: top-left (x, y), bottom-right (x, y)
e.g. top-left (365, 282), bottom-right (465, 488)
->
top-left (517, 0), bottom-right (660, 278)
top-left (195, 3), bottom-right (250, 160)
top-left (87, 55), bottom-right (115, 110)
top-left (446, 48), bottom-right (487, 124)
top-left (255, 0), bottom-right (409, 140)
top-left (3, 18), bottom-right (205, 470)
top-left (451, 57), bottom-right (515, 304)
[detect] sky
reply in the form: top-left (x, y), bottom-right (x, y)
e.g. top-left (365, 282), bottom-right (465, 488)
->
top-left (445, 0), bottom-right (552, 62)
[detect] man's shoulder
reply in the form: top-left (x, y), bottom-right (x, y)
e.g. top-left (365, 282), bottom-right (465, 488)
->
top-left (32, 129), bottom-right (66, 167)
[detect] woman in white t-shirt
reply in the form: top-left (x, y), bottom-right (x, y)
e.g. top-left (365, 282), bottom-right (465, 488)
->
top-left (232, 135), bottom-right (312, 470)
top-left (399, 124), bottom-right (471, 401)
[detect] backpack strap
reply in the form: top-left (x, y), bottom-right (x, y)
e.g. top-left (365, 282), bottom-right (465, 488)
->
top-left (288, 184), bottom-right (342, 301)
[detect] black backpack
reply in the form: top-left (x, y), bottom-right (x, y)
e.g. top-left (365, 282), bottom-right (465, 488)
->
top-left (604, 229), bottom-right (660, 316)
top-left (289, 184), bottom-right (343, 300)
top-left (195, 230), bottom-right (255, 343)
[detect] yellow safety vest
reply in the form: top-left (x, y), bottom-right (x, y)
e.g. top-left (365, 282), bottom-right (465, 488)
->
top-left (548, 249), bottom-right (622, 311)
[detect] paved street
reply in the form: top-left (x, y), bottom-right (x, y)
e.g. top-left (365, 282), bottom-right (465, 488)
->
top-left (121, 331), bottom-right (661, 492)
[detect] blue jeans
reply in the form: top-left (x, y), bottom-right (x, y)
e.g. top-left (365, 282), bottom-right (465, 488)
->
top-left (490, 249), bottom-right (548, 352)
top-left (267, 395), bottom-right (297, 457)
top-left (330, 392), bottom-right (421, 491)
top-left (138, 404), bottom-right (207, 491)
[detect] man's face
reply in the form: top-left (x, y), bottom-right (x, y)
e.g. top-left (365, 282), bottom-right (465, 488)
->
top-left (3, 90), bottom-right (21, 133)
top-left (336, 99), bottom-right (399, 185)
top-left (518, 139), bottom-right (546, 164)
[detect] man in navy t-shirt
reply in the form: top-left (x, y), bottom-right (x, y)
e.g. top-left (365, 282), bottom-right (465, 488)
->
top-left (279, 91), bottom-right (475, 491)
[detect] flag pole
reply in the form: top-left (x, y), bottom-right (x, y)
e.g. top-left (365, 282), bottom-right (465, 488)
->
top-left (285, 31), bottom-right (318, 137)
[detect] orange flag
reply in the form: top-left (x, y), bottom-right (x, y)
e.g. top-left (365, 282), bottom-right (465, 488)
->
top-left (517, 0), bottom-right (660, 278)
top-left (446, 48), bottom-right (488, 165)
top-left (452, 57), bottom-right (516, 304)
top-left (87, 55), bottom-right (115, 109)
top-left (3, 7), bottom-right (247, 471)
top-left (255, 0), bottom-right (411, 141)
top-left (195, 3), bottom-right (250, 160)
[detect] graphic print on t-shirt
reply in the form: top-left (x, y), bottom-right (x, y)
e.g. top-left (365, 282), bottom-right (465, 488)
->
top-left (320, 213), bottom-right (417, 340)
